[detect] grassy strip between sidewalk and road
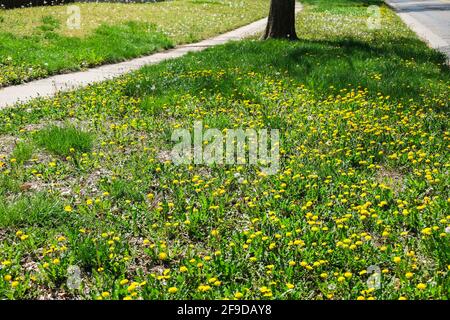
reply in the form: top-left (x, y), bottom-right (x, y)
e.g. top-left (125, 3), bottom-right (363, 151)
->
top-left (0, 0), bottom-right (268, 87)
top-left (0, 0), bottom-right (449, 299)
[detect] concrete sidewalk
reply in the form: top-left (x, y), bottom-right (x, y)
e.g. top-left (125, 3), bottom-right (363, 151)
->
top-left (385, 0), bottom-right (450, 60)
top-left (0, 4), bottom-right (303, 110)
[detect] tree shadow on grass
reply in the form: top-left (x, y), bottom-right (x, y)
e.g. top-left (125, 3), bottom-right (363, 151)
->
top-left (301, 0), bottom-right (384, 7)
top-left (271, 36), bottom-right (449, 100)
top-left (131, 32), bottom-right (449, 114)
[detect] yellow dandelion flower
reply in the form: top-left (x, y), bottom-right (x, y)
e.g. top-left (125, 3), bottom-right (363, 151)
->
top-left (158, 252), bottom-right (168, 260)
top-left (179, 266), bottom-right (188, 273)
top-left (416, 283), bottom-right (426, 290)
top-left (168, 287), bottom-right (178, 294)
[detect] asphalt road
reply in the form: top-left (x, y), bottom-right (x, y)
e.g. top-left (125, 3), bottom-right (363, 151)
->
top-left (386, 0), bottom-right (450, 58)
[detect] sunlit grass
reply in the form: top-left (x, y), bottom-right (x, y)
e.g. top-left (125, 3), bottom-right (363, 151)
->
top-left (1, 0), bottom-right (267, 40)
top-left (0, 0), bottom-right (269, 86)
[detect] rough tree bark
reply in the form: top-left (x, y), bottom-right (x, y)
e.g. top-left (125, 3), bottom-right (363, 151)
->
top-left (263, 0), bottom-right (298, 40)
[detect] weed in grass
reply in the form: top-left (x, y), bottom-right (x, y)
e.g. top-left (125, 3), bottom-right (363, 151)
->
top-left (33, 125), bottom-right (94, 157)
top-left (105, 178), bottom-right (146, 202)
top-left (0, 175), bottom-right (20, 196)
top-left (0, 193), bottom-right (66, 228)
top-left (69, 232), bottom-right (130, 276)
top-left (11, 142), bottom-right (33, 164)
top-left (140, 96), bottom-right (167, 116)
top-left (38, 15), bottom-right (61, 33)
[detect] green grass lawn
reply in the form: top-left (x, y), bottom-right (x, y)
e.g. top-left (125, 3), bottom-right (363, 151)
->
top-left (0, 0), bottom-right (449, 300)
top-left (0, 0), bottom-right (268, 87)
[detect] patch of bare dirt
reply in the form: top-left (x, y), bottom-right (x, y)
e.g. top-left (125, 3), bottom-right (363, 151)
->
top-left (156, 150), bottom-right (172, 163)
top-left (22, 119), bottom-right (92, 133)
top-left (18, 167), bottom-right (111, 199)
top-left (0, 135), bottom-right (19, 157)
top-left (375, 167), bottom-right (404, 195)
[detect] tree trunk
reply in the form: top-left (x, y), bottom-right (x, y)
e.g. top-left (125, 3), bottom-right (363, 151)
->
top-left (263, 0), bottom-right (298, 40)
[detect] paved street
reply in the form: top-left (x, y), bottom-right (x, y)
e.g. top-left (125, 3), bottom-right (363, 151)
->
top-left (386, 0), bottom-right (450, 59)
